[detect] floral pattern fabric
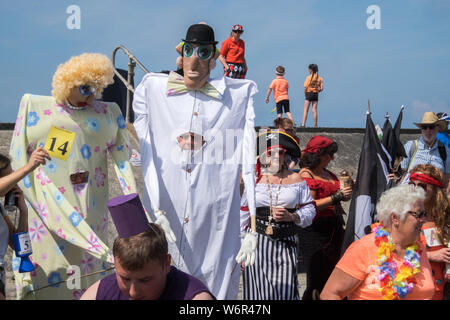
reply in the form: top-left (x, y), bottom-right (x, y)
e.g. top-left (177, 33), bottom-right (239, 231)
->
top-left (10, 94), bottom-right (137, 299)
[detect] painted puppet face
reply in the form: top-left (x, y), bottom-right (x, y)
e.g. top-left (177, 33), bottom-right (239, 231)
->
top-left (182, 43), bottom-right (214, 90)
top-left (67, 85), bottom-right (98, 107)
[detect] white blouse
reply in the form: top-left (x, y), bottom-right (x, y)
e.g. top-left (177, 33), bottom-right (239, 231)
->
top-left (240, 181), bottom-right (316, 233)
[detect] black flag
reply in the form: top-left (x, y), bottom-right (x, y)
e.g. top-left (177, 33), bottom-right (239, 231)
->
top-left (382, 108), bottom-right (407, 188)
top-left (341, 113), bottom-right (391, 255)
top-left (382, 108), bottom-right (407, 168)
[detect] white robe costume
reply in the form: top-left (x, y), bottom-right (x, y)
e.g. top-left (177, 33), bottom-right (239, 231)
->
top-left (133, 72), bottom-right (257, 299)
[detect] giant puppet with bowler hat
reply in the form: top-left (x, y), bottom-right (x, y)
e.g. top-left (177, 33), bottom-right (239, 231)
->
top-left (81, 193), bottom-right (214, 300)
top-left (132, 23), bottom-right (258, 299)
top-left (400, 111), bottom-right (450, 193)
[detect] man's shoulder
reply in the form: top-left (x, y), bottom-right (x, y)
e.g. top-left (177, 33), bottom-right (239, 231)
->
top-left (137, 72), bottom-right (170, 91)
top-left (220, 76), bottom-right (257, 88)
top-left (140, 72), bottom-right (169, 83)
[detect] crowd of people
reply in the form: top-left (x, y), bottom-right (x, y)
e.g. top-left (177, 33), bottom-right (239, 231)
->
top-left (0, 22), bottom-right (449, 301)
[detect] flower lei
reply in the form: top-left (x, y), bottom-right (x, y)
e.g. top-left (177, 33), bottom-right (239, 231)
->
top-left (371, 222), bottom-right (422, 300)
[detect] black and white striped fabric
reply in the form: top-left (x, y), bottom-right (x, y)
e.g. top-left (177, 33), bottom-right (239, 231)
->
top-left (243, 230), bottom-right (299, 300)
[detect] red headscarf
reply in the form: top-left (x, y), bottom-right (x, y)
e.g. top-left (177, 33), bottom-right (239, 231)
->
top-left (302, 135), bottom-right (333, 155)
top-left (409, 172), bottom-right (444, 188)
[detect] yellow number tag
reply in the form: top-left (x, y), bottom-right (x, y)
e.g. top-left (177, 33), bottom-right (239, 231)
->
top-left (44, 126), bottom-right (76, 161)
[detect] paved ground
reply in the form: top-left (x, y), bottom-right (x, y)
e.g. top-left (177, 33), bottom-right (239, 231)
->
top-left (0, 126), bottom-right (419, 300)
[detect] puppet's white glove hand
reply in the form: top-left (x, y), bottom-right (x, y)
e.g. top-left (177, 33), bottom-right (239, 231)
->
top-left (154, 210), bottom-right (176, 243)
top-left (235, 231), bottom-right (257, 267)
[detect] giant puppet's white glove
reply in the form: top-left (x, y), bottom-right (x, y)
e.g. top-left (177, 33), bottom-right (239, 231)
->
top-left (154, 210), bottom-right (176, 243)
top-left (235, 231), bottom-right (258, 267)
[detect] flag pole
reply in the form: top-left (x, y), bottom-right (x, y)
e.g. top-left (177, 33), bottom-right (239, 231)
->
top-left (367, 99), bottom-right (371, 114)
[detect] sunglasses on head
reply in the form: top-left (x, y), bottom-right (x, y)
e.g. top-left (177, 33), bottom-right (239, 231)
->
top-left (407, 210), bottom-right (427, 219)
top-left (78, 85), bottom-right (98, 97)
top-left (421, 124), bottom-right (436, 130)
top-left (183, 43), bottom-right (214, 60)
top-left (408, 181), bottom-right (428, 190)
top-left (266, 148), bottom-right (286, 157)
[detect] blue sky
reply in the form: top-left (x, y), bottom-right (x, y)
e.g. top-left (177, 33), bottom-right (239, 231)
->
top-left (0, 0), bottom-right (449, 128)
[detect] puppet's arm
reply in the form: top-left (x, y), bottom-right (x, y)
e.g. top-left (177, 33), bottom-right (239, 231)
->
top-left (132, 75), bottom-right (176, 243)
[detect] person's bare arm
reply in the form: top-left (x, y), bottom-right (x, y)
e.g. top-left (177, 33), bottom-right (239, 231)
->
top-left (218, 55), bottom-right (228, 70)
top-left (320, 267), bottom-right (362, 300)
top-left (265, 88), bottom-right (272, 103)
top-left (192, 291), bottom-right (215, 300)
top-left (80, 280), bottom-right (100, 300)
top-left (0, 147), bottom-right (50, 196)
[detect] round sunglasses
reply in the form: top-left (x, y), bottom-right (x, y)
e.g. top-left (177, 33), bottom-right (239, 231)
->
top-left (78, 85), bottom-right (98, 97)
top-left (183, 43), bottom-right (214, 60)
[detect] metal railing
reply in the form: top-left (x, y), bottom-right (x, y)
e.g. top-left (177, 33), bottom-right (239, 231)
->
top-left (111, 45), bottom-right (149, 123)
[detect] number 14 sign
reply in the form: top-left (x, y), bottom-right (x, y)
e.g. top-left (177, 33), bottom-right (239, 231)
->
top-left (44, 126), bottom-right (76, 161)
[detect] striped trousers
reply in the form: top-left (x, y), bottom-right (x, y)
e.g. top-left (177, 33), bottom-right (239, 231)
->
top-left (243, 231), bottom-right (299, 300)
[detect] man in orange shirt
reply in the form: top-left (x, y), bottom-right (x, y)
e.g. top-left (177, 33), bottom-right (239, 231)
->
top-left (219, 24), bottom-right (247, 79)
top-left (265, 66), bottom-right (294, 123)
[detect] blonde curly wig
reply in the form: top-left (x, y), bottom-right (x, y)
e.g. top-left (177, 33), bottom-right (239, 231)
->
top-left (51, 53), bottom-right (114, 104)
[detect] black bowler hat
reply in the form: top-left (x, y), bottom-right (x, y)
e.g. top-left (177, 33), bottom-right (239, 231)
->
top-left (182, 24), bottom-right (218, 45)
top-left (257, 130), bottom-right (301, 158)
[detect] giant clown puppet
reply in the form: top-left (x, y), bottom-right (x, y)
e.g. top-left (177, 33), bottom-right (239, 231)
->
top-left (10, 53), bottom-right (137, 299)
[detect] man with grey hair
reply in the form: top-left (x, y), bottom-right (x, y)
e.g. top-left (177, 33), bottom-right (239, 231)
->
top-left (401, 111), bottom-right (450, 194)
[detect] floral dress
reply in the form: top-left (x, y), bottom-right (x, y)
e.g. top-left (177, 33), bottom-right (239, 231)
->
top-left (9, 94), bottom-right (137, 299)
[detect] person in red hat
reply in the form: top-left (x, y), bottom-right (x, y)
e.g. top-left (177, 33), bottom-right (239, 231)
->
top-left (298, 135), bottom-right (352, 300)
top-left (218, 24), bottom-right (247, 79)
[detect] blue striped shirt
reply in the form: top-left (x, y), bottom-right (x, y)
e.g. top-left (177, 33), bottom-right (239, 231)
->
top-left (401, 136), bottom-right (450, 174)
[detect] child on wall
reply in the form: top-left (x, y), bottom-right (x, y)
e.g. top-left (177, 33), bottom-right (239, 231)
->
top-left (265, 66), bottom-right (294, 124)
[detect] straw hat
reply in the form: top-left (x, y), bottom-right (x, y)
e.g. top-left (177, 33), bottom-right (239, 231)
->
top-left (413, 112), bottom-right (439, 129)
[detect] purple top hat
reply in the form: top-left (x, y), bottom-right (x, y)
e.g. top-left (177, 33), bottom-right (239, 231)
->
top-left (107, 193), bottom-right (150, 238)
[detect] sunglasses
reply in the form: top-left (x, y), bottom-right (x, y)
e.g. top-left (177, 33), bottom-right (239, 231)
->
top-left (183, 43), bottom-right (214, 60)
top-left (78, 85), bottom-right (98, 97)
top-left (266, 148), bottom-right (286, 157)
top-left (407, 210), bottom-right (427, 219)
top-left (421, 124), bottom-right (436, 130)
top-left (408, 181), bottom-right (428, 190)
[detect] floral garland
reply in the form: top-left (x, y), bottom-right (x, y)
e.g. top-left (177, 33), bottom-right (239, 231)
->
top-left (371, 222), bottom-right (422, 300)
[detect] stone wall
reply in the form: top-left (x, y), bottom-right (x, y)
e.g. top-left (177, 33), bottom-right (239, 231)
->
top-left (0, 126), bottom-right (421, 299)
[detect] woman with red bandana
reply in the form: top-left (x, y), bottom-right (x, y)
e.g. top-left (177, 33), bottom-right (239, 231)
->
top-left (298, 135), bottom-right (353, 300)
top-left (218, 24), bottom-right (247, 79)
top-left (408, 164), bottom-right (450, 300)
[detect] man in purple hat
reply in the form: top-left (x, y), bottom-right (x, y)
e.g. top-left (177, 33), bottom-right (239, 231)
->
top-left (133, 23), bottom-right (258, 299)
top-left (80, 193), bottom-right (214, 300)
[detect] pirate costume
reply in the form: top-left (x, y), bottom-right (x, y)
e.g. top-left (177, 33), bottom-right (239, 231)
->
top-left (240, 131), bottom-right (316, 300)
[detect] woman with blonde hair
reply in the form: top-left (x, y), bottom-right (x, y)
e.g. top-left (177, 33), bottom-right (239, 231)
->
top-left (409, 164), bottom-right (450, 299)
